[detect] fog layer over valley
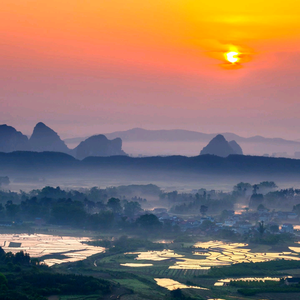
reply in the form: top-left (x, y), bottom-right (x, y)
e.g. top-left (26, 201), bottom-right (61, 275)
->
top-left (3, 124), bottom-right (300, 299)
top-left (2, 151), bottom-right (300, 192)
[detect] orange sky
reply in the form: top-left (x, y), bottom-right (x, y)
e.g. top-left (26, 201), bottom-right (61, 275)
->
top-left (1, 0), bottom-right (300, 138)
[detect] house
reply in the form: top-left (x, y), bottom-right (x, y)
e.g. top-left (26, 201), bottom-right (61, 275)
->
top-left (281, 223), bottom-right (294, 233)
top-left (153, 208), bottom-right (168, 214)
top-left (224, 220), bottom-right (236, 227)
top-left (234, 222), bottom-right (253, 235)
top-left (287, 212), bottom-right (298, 220)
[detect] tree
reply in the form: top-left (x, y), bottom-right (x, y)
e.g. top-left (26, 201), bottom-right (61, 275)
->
top-left (258, 221), bottom-right (265, 237)
top-left (88, 211), bottom-right (114, 229)
top-left (257, 204), bottom-right (266, 211)
top-left (200, 205), bottom-right (208, 216)
top-left (200, 219), bottom-right (213, 230)
top-left (136, 214), bottom-right (162, 231)
top-left (220, 209), bottom-right (231, 221)
top-left (170, 288), bottom-right (185, 299)
top-left (249, 193), bottom-right (264, 209)
top-left (124, 201), bottom-right (142, 217)
top-left (252, 184), bottom-right (259, 194)
top-left (293, 204), bottom-right (300, 217)
top-left (5, 201), bottom-right (20, 220)
top-left (51, 200), bottom-right (86, 227)
top-left (107, 198), bottom-right (122, 213)
top-left (0, 273), bottom-right (7, 287)
top-left (269, 224), bottom-right (279, 233)
top-left (258, 181), bottom-right (277, 189)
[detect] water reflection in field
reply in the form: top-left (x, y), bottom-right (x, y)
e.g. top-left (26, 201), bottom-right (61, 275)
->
top-left (214, 277), bottom-right (285, 286)
top-left (120, 263), bottom-right (153, 267)
top-left (154, 278), bottom-right (209, 290)
top-left (125, 241), bottom-right (300, 270)
top-left (0, 234), bottom-right (105, 266)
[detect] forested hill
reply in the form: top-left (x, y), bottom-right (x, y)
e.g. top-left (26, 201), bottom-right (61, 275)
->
top-left (0, 151), bottom-right (300, 177)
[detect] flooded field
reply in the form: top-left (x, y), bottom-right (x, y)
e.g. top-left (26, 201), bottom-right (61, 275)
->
top-left (154, 278), bottom-right (209, 291)
top-left (214, 277), bottom-right (285, 286)
top-left (125, 249), bottom-right (183, 261)
top-left (120, 263), bottom-right (154, 267)
top-left (0, 234), bottom-right (105, 266)
top-left (124, 241), bottom-right (300, 270)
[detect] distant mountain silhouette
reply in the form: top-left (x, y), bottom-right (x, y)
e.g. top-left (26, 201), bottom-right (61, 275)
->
top-left (103, 128), bottom-right (300, 146)
top-left (72, 135), bottom-right (126, 160)
top-left (0, 122), bottom-right (128, 159)
top-left (1, 152), bottom-right (300, 180)
top-left (200, 134), bottom-right (242, 157)
top-left (229, 140), bottom-right (243, 155)
top-left (64, 129), bottom-right (300, 157)
top-left (0, 125), bottom-right (30, 152)
top-left (29, 122), bottom-right (69, 153)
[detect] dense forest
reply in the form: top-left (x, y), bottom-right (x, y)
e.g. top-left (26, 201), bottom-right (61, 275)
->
top-left (0, 247), bottom-right (114, 300)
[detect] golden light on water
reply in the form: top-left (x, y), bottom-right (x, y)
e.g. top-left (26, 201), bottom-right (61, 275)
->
top-left (225, 51), bottom-right (240, 63)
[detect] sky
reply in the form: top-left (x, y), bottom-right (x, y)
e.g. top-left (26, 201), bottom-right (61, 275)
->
top-left (1, 0), bottom-right (300, 139)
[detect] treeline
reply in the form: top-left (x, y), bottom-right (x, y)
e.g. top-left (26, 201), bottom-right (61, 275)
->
top-left (86, 235), bottom-right (164, 253)
top-left (0, 184), bottom-right (160, 203)
top-left (0, 190), bottom-right (180, 236)
top-left (170, 196), bottom-right (236, 215)
top-left (1, 194), bottom-right (143, 225)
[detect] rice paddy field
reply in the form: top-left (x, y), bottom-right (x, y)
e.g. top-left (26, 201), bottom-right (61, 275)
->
top-left (154, 278), bottom-right (209, 290)
top-left (0, 233), bottom-right (105, 266)
top-left (74, 239), bottom-right (300, 299)
top-left (4, 233), bottom-right (300, 299)
top-left (122, 241), bottom-right (300, 271)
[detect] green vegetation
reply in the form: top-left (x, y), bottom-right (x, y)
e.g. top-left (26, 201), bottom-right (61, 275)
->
top-left (234, 280), bottom-right (300, 296)
top-left (0, 247), bottom-right (114, 300)
top-left (86, 235), bottom-right (164, 252)
top-left (199, 260), bottom-right (300, 278)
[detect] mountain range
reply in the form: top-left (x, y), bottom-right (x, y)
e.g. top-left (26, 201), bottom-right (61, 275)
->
top-left (2, 123), bottom-right (300, 158)
top-left (0, 123), bottom-right (126, 159)
top-left (65, 128), bottom-right (300, 144)
top-left (64, 128), bottom-right (300, 157)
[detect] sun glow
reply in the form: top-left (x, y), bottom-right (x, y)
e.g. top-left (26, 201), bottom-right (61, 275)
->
top-left (225, 51), bottom-right (239, 63)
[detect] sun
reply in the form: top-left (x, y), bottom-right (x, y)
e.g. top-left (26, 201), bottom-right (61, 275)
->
top-left (225, 51), bottom-right (240, 64)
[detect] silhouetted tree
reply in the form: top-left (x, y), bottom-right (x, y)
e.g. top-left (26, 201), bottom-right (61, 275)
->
top-left (258, 221), bottom-right (265, 237)
top-left (136, 214), bottom-right (162, 231)
top-left (124, 201), bottom-right (142, 217)
top-left (200, 205), bottom-right (208, 216)
top-left (107, 198), bottom-right (122, 213)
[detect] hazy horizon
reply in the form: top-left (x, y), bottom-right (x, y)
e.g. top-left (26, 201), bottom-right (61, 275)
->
top-left (3, 123), bottom-right (300, 141)
top-left (1, 1), bottom-right (300, 140)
